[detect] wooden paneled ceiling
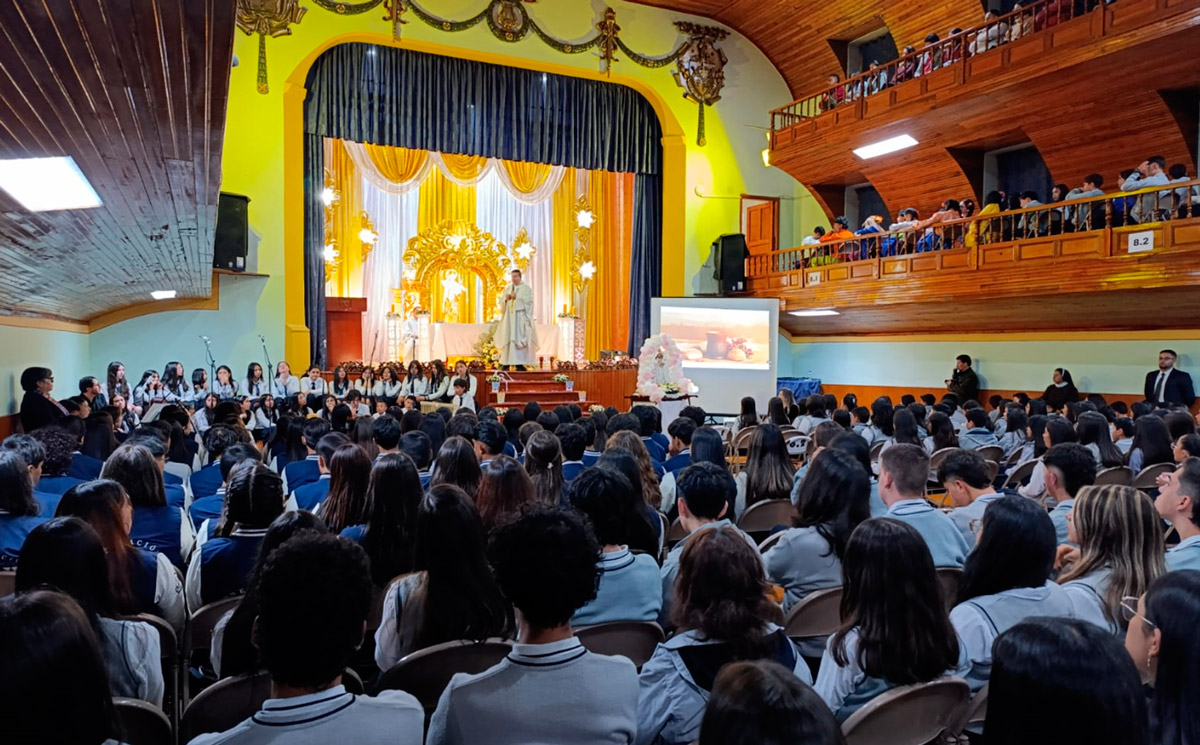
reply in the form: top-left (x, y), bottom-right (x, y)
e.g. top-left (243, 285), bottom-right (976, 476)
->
top-left (629, 0), bottom-right (980, 95)
top-left (0, 0), bottom-right (235, 322)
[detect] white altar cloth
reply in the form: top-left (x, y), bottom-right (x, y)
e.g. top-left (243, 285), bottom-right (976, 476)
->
top-left (430, 322), bottom-right (560, 361)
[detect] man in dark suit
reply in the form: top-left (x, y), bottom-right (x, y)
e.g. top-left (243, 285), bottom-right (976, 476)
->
top-left (945, 354), bottom-right (980, 403)
top-left (1144, 349), bottom-right (1196, 407)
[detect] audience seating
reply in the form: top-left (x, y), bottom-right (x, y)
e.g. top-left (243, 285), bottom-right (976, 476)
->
top-left (1095, 466), bottom-right (1133, 486)
top-left (122, 612), bottom-right (180, 728)
top-left (1002, 459), bottom-right (1038, 490)
top-left (868, 441), bottom-right (885, 463)
top-left (181, 668), bottom-right (364, 742)
top-left (114, 697), bottom-right (173, 745)
top-left (928, 448), bottom-right (957, 471)
top-left (984, 460), bottom-right (999, 483)
top-left (1132, 463), bottom-right (1174, 490)
top-left (757, 530), bottom-right (785, 554)
top-left (840, 677), bottom-right (971, 745)
top-left (736, 499), bottom-right (793, 535)
top-left (0, 570), bottom-right (14, 597)
top-left (575, 621), bottom-right (665, 669)
top-left (785, 433), bottom-right (808, 458)
top-left (183, 596), bottom-right (242, 702)
top-left (975, 445), bottom-right (1003, 464)
top-left (949, 683), bottom-right (989, 739)
top-left (935, 568), bottom-right (963, 613)
top-left (376, 639), bottom-right (513, 712)
top-left (782, 586), bottom-right (843, 640)
top-left (666, 517), bottom-right (688, 546)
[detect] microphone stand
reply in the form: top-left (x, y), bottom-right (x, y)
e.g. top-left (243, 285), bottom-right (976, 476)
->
top-left (200, 336), bottom-right (216, 396)
top-left (259, 335), bottom-right (274, 398)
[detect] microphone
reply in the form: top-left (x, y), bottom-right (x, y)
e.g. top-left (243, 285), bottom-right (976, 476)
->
top-left (200, 335), bottom-right (211, 342)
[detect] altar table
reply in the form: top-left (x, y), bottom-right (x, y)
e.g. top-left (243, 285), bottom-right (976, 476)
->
top-left (429, 322), bottom-right (560, 361)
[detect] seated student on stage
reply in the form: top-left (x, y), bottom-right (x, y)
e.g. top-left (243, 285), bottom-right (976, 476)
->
top-left (194, 533), bottom-right (424, 745)
top-left (292, 433), bottom-right (350, 512)
top-left (473, 420), bottom-right (508, 470)
top-left (569, 468), bottom-right (661, 626)
top-left (1156, 457), bottom-right (1200, 571)
top-left (939, 449), bottom-right (1005, 546)
top-left (0, 451), bottom-right (48, 570)
top-left (660, 462), bottom-right (759, 627)
top-left (1042, 443), bottom-right (1098, 544)
top-left (27, 427), bottom-right (84, 497)
top-left (450, 377), bottom-right (476, 412)
top-left (986, 619), bottom-right (1150, 745)
top-left (699, 660), bottom-right (844, 745)
top-left (1058, 485), bottom-right (1164, 634)
top-left (187, 462), bottom-right (285, 611)
top-left (281, 417), bottom-right (332, 495)
top-left (57, 479), bottom-right (186, 634)
top-left (375, 485), bottom-right (513, 669)
top-left (371, 414), bottom-right (401, 460)
top-left (639, 526), bottom-right (810, 745)
top-left (102, 444), bottom-right (193, 569)
top-left (663, 417), bottom-right (695, 475)
top-left (428, 505), bottom-right (637, 745)
top-left (951, 495), bottom-right (1074, 694)
top-left (191, 425), bottom-right (238, 499)
top-left (815, 518), bottom-right (962, 723)
top-left (191, 443), bottom-right (261, 538)
top-left (878, 444), bottom-right (970, 568)
top-left (632, 405), bottom-right (667, 462)
top-left (211, 511), bottom-right (328, 679)
top-left (766, 449), bottom-right (870, 615)
top-left (556, 422), bottom-right (588, 482)
top-left (314, 443), bottom-right (372, 534)
top-left (298, 365), bottom-right (328, 401)
top-left (16, 518), bottom-right (164, 705)
top-left (958, 408), bottom-right (1000, 450)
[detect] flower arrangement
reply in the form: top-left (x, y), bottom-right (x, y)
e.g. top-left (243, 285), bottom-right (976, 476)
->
top-left (473, 320), bottom-right (502, 368)
top-left (635, 333), bottom-right (695, 403)
top-left (589, 405), bottom-right (605, 414)
top-left (486, 373), bottom-right (503, 383)
top-left (552, 374), bottom-right (570, 383)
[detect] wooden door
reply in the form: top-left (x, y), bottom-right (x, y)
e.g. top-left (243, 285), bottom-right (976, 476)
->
top-left (745, 201), bottom-right (778, 256)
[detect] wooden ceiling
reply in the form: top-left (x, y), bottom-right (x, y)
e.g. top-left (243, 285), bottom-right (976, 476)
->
top-left (629, 0), bottom-right (980, 96)
top-left (0, 0), bottom-right (235, 322)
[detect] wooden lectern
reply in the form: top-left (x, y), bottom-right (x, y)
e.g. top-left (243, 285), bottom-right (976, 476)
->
top-left (325, 297), bottom-right (367, 367)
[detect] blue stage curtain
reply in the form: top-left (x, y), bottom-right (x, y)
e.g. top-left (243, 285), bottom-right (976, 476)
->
top-left (303, 43), bottom-right (664, 363)
top-left (629, 173), bottom-right (662, 355)
top-left (303, 133), bottom-right (328, 369)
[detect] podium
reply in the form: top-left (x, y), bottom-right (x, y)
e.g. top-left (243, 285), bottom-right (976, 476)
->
top-left (325, 297), bottom-right (367, 367)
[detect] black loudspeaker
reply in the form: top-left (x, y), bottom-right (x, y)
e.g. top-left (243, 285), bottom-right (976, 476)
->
top-left (213, 192), bottom-right (250, 271)
top-left (712, 233), bottom-right (747, 293)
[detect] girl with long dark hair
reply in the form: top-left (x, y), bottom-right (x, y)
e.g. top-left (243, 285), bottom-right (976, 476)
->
top-left (1020, 416), bottom-right (1079, 499)
top-left (923, 411), bottom-right (959, 454)
top-left (888, 408), bottom-right (922, 448)
top-left (242, 362), bottom-right (267, 399)
top-left (865, 397), bottom-right (895, 444)
top-left (474, 455), bottom-right (535, 534)
top-left (0, 450), bottom-right (46, 569)
top-left (342, 453), bottom-right (422, 586)
top-left (161, 361), bottom-right (186, 403)
top-left (766, 396), bottom-right (790, 426)
top-left (815, 518), bottom-right (962, 722)
top-left (212, 365), bottom-right (238, 399)
top-left (1077, 411), bottom-right (1124, 468)
top-left (402, 360), bottom-right (429, 400)
top-left (951, 495), bottom-right (1073, 691)
top-left (777, 388), bottom-right (802, 422)
top-left (737, 423), bottom-right (795, 516)
top-left (1129, 414), bottom-right (1174, 473)
top-left (189, 368), bottom-right (209, 406)
top-left (997, 404), bottom-right (1029, 458)
top-left (428, 359), bottom-right (451, 402)
top-left (316, 443), bottom-right (372, 534)
top-left (101, 444), bottom-right (191, 568)
top-left (699, 660), bottom-right (845, 745)
top-left (132, 368), bottom-right (163, 409)
top-left (524, 429), bottom-right (565, 507)
top-left (735, 396), bottom-right (758, 433)
top-left (605, 430), bottom-right (664, 512)
top-left (373, 484), bottom-right (513, 669)
top-left (81, 413), bottom-right (119, 462)
top-left (330, 365), bottom-right (352, 399)
top-left (104, 361), bottom-right (134, 414)
top-left (430, 436), bottom-right (482, 499)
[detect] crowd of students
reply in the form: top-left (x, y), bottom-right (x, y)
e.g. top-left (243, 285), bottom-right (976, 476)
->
top-left (2, 370), bottom-right (1199, 744)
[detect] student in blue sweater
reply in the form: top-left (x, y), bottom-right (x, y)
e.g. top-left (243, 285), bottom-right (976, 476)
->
top-left (569, 468), bottom-right (662, 626)
top-left (281, 417), bottom-right (332, 495)
top-left (428, 505), bottom-right (639, 745)
top-left (662, 417), bottom-right (695, 475)
top-left (190, 443), bottom-right (262, 537)
top-left (878, 444), bottom-right (970, 568)
top-left (0, 450), bottom-right (48, 570)
top-left (191, 425), bottom-right (238, 499)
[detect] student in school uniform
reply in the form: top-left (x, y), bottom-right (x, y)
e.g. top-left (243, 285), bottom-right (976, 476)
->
top-left (637, 526), bottom-right (810, 745)
top-left (555, 422), bottom-right (588, 483)
top-left (814, 518), bottom-right (964, 723)
top-left (186, 368), bottom-right (210, 408)
top-left (450, 360), bottom-right (477, 402)
top-left (161, 361), bottom-right (188, 404)
top-left (190, 425), bottom-right (237, 499)
top-left (996, 405), bottom-right (1029, 458)
top-left (0, 450), bottom-right (49, 569)
top-left (400, 431), bottom-right (434, 490)
top-left (371, 414), bottom-right (402, 461)
top-left (632, 406), bottom-right (667, 463)
top-left (428, 505), bottom-right (637, 745)
top-left (313, 444), bottom-right (372, 535)
top-left (344, 389), bottom-right (371, 418)
top-left (56, 479), bottom-right (187, 633)
top-left (766, 450), bottom-right (870, 616)
top-left (957, 408), bottom-right (1000, 451)
top-left (239, 362), bottom-right (267, 400)
top-left (568, 469), bottom-right (662, 626)
top-left (1057, 484), bottom-right (1164, 634)
top-left (191, 444), bottom-right (262, 537)
top-left (698, 661), bottom-right (844, 745)
top-left (426, 360), bottom-right (452, 402)
top-left (211, 365), bottom-right (239, 399)
top-left (27, 427), bottom-right (84, 498)
top-left (1, 435), bottom-right (56, 517)
top-left (338, 453), bottom-right (422, 585)
top-left (299, 366), bottom-right (328, 403)
top-left (1042, 443), bottom-right (1097, 544)
top-left (660, 462), bottom-right (761, 628)
top-left (450, 377), bottom-right (476, 412)
top-left (132, 369), bottom-right (164, 410)
top-left (950, 496), bottom-right (1075, 693)
top-left (292, 433), bottom-right (350, 512)
top-left (938, 449), bottom-right (1006, 546)
top-left (878, 444), bottom-right (971, 568)
top-left (377, 365), bottom-right (403, 406)
top-left (281, 417), bottom-right (332, 495)
top-left (190, 533), bottom-right (424, 745)
top-left (473, 420), bottom-right (507, 470)
top-left (16, 519), bottom-right (166, 707)
top-left (662, 417), bottom-right (695, 475)
top-left (355, 365), bottom-right (379, 401)
top-left (1157, 457), bottom-right (1200, 571)
top-left (67, 432), bottom-right (105, 481)
top-left (103, 360), bottom-right (136, 414)
top-left (400, 360), bottom-right (429, 400)
top-left (123, 431), bottom-right (187, 509)
top-left (329, 365), bottom-right (353, 400)
top-left (186, 462), bottom-right (285, 612)
top-left (102, 444), bottom-right (194, 569)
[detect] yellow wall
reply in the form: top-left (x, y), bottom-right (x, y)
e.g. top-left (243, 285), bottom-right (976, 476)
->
top-left (221, 0), bottom-right (810, 365)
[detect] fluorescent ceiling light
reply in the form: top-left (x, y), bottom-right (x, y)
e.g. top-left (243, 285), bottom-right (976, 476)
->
top-left (789, 309), bottom-right (840, 317)
top-left (0, 156), bottom-right (102, 211)
top-left (150, 290), bottom-right (177, 300)
top-left (853, 134), bottom-right (918, 160)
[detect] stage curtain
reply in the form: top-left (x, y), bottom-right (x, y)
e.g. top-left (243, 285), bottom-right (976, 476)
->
top-left (474, 168), bottom-right (555, 326)
top-left (364, 143), bottom-right (429, 183)
top-left (303, 134), bottom-right (328, 368)
top-left (551, 168), bottom-right (578, 320)
top-left (502, 160), bottom-right (553, 194)
top-left (438, 153), bottom-right (489, 183)
top-left (326, 139), bottom-right (365, 298)
top-left (617, 173), bottom-right (634, 351)
top-left (361, 179), bottom-right (419, 362)
top-left (585, 170), bottom-right (622, 360)
top-left (628, 173), bottom-right (663, 355)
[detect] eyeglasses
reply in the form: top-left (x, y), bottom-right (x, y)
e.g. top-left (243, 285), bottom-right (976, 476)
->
top-left (1120, 596), bottom-right (1154, 627)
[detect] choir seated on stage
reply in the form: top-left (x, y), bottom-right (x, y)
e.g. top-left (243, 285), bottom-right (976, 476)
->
top-left (3, 362), bottom-right (1200, 745)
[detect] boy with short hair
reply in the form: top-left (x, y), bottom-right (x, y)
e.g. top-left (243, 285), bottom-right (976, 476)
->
top-left (292, 433), bottom-right (350, 512)
top-left (451, 378), bottom-right (475, 413)
top-left (663, 417), bottom-right (696, 474)
top-left (879, 444), bottom-right (970, 568)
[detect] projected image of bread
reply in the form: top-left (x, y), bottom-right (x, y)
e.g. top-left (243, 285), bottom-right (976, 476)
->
top-left (659, 306), bottom-right (771, 370)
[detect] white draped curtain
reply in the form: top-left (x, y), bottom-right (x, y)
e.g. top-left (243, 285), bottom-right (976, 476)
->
top-left (474, 168), bottom-right (555, 325)
top-left (360, 180), bottom-right (419, 362)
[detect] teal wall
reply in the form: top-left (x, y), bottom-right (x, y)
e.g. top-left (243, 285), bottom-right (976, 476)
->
top-left (0, 325), bottom-right (90, 415)
top-left (778, 338), bottom-right (1200, 394)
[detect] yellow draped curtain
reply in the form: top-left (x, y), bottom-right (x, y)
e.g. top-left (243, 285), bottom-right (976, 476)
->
top-left (584, 171), bottom-right (633, 358)
top-left (363, 143), bottom-right (428, 182)
top-left (501, 160), bottom-right (555, 193)
top-left (551, 168), bottom-right (578, 321)
top-left (325, 140), bottom-right (363, 298)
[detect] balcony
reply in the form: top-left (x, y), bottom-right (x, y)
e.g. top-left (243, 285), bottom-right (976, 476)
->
top-left (741, 180), bottom-right (1200, 336)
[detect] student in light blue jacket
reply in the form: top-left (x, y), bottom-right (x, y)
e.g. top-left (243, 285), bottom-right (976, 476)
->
top-left (1157, 457), bottom-right (1200, 571)
top-left (878, 444), bottom-right (970, 568)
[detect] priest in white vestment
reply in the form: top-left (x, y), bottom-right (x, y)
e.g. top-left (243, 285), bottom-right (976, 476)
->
top-left (495, 268), bottom-right (538, 369)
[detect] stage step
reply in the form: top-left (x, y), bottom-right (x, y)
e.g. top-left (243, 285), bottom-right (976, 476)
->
top-left (494, 391), bottom-right (588, 405)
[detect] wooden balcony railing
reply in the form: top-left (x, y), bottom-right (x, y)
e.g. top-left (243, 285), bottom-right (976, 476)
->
top-left (770, 0), bottom-right (1105, 132)
top-left (747, 178), bottom-right (1200, 278)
